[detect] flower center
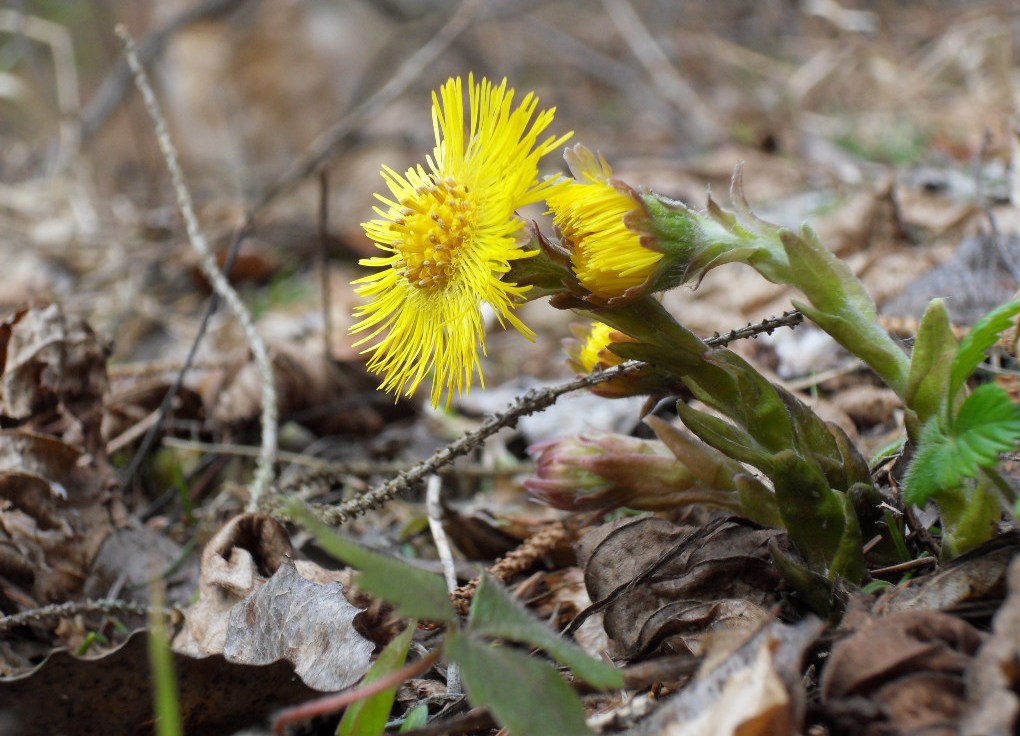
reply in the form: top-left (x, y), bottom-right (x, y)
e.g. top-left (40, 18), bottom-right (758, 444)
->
top-left (392, 177), bottom-right (474, 289)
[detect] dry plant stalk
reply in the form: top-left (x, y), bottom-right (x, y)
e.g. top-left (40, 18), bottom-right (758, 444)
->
top-left (0, 598), bottom-right (171, 634)
top-left (450, 521), bottom-right (570, 616)
top-left (116, 25), bottom-right (278, 510)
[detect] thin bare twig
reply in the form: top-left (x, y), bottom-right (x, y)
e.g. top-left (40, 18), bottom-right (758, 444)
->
top-left (427, 476), bottom-right (460, 598)
top-left (117, 26), bottom-right (278, 509)
top-left (0, 598), bottom-right (170, 634)
top-left (120, 220), bottom-right (250, 491)
top-left (280, 311), bottom-right (803, 525)
top-left (426, 475), bottom-right (462, 695)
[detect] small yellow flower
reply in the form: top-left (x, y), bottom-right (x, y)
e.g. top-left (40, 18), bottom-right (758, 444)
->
top-left (547, 145), bottom-right (662, 302)
top-left (351, 76), bottom-right (571, 407)
top-left (568, 321), bottom-right (629, 374)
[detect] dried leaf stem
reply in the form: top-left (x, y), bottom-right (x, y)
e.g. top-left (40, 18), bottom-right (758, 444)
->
top-left (451, 521), bottom-right (570, 616)
top-left (0, 598), bottom-right (170, 634)
top-left (280, 311), bottom-right (802, 525)
top-left (117, 26), bottom-right (278, 510)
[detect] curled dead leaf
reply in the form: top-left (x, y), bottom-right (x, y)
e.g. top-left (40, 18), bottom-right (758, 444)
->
top-left (0, 305), bottom-right (109, 455)
top-left (174, 513), bottom-right (296, 656)
top-left (625, 618), bottom-right (822, 736)
top-left (174, 513), bottom-right (373, 691)
top-left (961, 555), bottom-right (1020, 735)
top-left (0, 430), bottom-right (114, 606)
top-left (873, 535), bottom-right (1018, 616)
top-left (575, 516), bottom-right (787, 658)
top-left (821, 610), bottom-right (983, 735)
top-left (223, 559), bottom-right (373, 691)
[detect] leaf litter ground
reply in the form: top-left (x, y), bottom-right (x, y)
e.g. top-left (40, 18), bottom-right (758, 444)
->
top-left (2, 1), bottom-right (1020, 734)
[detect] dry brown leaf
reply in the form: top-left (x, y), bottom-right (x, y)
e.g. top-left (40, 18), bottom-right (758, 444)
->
top-left (0, 304), bottom-right (109, 455)
top-left (174, 513), bottom-right (298, 657)
top-left (961, 555), bottom-right (1020, 735)
top-left (827, 384), bottom-right (902, 429)
top-left (873, 536), bottom-right (1017, 616)
top-left (223, 559), bottom-right (373, 691)
top-left (822, 610), bottom-right (983, 735)
top-left (576, 516), bottom-right (787, 658)
top-left (174, 513), bottom-right (373, 691)
top-left (0, 430), bottom-right (115, 607)
top-left (82, 523), bottom-right (197, 608)
top-left (881, 234), bottom-right (1020, 325)
top-left (199, 340), bottom-right (410, 436)
top-left (625, 618), bottom-right (822, 736)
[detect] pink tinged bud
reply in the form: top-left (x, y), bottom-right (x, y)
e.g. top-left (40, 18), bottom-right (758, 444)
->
top-left (524, 433), bottom-right (700, 511)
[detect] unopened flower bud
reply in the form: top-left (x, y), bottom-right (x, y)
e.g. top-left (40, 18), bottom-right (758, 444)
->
top-left (524, 432), bottom-right (740, 513)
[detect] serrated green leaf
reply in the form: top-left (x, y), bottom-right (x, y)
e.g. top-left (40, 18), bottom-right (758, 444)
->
top-left (467, 576), bottom-right (623, 690)
top-left (905, 298), bottom-right (957, 427)
top-left (287, 501), bottom-right (455, 622)
top-left (904, 385), bottom-right (1020, 507)
top-left (956, 383), bottom-right (1020, 430)
top-left (336, 622), bottom-right (415, 736)
top-left (903, 420), bottom-right (958, 506)
top-left (445, 629), bottom-right (593, 736)
top-left (949, 298), bottom-right (1020, 408)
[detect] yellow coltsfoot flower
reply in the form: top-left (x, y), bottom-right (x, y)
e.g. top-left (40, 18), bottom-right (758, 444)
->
top-left (546, 145), bottom-right (664, 304)
top-left (566, 320), bottom-right (631, 374)
top-left (564, 319), bottom-right (675, 400)
top-left (351, 75), bottom-right (571, 407)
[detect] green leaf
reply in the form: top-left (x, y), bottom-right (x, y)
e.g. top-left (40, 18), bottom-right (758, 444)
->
top-left (940, 474), bottom-right (1001, 557)
top-left (903, 420), bottom-right (958, 506)
top-left (336, 622), bottom-right (415, 736)
top-left (770, 450), bottom-right (860, 579)
top-left (734, 474), bottom-right (782, 528)
top-left (904, 298), bottom-right (957, 427)
top-left (445, 629), bottom-right (593, 736)
top-left (287, 501), bottom-right (455, 622)
top-left (676, 401), bottom-right (774, 473)
top-left (904, 384), bottom-right (1020, 506)
top-left (954, 384), bottom-right (1020, 469)
top-left (949, 298), bottom-right (1020, 409)
top-left (399, 703), bottom-right (429, 732)
top-left (707, 351), bottom-right (795, 454)
top-left (468, 576), bottom-right (623, 690)
top-left (781, 226), bottom-right (878, 317)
